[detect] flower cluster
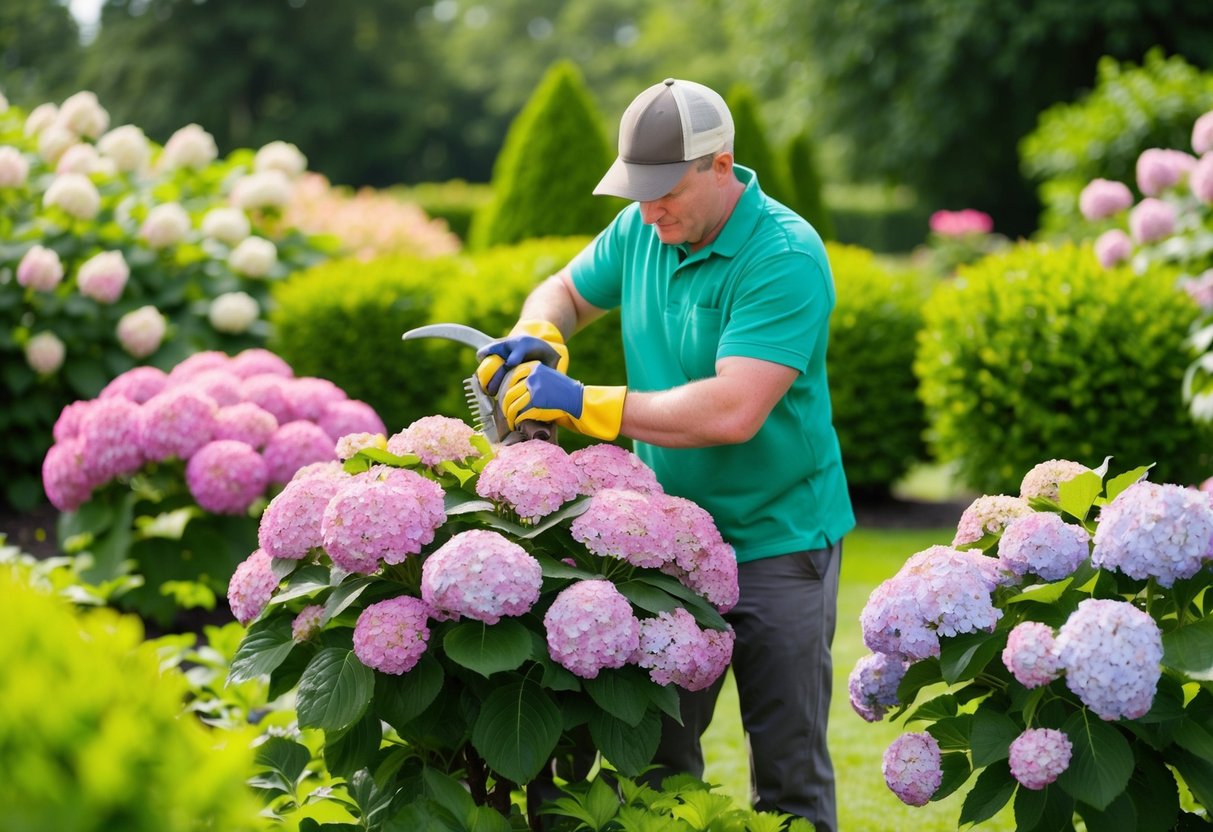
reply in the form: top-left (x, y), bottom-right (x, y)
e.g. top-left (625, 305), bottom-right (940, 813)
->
top-left (952, 495), bottom-right (1032, 546)
top-left (352, 596), bottom-right (433, 675)
top-left (634, 607), bottom-right (734, 691)
top-left (1018, 458), bottom-right (1093, 503)
top-left (882, 732), bottom-right (942, 807)
top-left (847, 652), bottom-right (909, 723)
top-left (387, 414), bottom-right (478, 467)
top-left (321, 467), bottom-right (446, 574)
top-left (421, 530), bottom-right (543, 624)
top-left (997, 511), bottom-right (1090, 582)
top-left (1054, 598), bottom-right (1162, 721)
top-left (1001, 621), bottom-right (1061, 688)
top-left (1091, 481), bottom-right (1213, 587)
top-left (1008, 729), bottom-right (1072, 791)
top-left (475, 439), bottom-right (585, 521)
top-left (543, 579), bottom-right (641, 679)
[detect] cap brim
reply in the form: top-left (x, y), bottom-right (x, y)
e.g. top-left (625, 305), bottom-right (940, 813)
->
top-left (593, 157), bottom-right (693, 202)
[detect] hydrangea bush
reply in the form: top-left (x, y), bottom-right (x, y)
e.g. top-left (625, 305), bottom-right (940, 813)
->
top-left (225, 418), bottom-right (739, 830)
top-left (849, 457), bottom-right (1213, 829)
top-left (0, 89), bottom-right (337, 510)
top-left (43, 347), bottom-right (385, 625)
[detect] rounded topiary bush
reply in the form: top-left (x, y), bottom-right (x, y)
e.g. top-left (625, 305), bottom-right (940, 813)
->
top-left (826, 242), bottom-right (930, 495)
top-left (915, 241), bottom-right (1210, 494)
top-left (0, 571), bottom-right (260, 830)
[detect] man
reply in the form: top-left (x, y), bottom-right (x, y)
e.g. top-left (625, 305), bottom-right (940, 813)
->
top-left (476, 78), bottom-right (854, 832)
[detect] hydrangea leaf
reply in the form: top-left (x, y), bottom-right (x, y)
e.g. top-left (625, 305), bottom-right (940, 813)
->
top-left (297, 647), bottom-right (375, 732)
top-left (934, 751), bottom-right (972, 801)
top-left (471, 679), bottom-right (562, 784)
top-left (1103, 464), bottom-right (1153, 503)
top-left (443, 619), bottom-right (531, 678)
top-left (1056, 709), bottom-right (1133, 810)
top-left (925, 714), bottom-right (973, 752)
top-left (1057, 471), bottom-right (1102, 522)
top-left (939, 630), bottom-right (1003, 684)
top-left (589, 708), bottom-right (661, 777)
top-left (583, 665), bottom-right (653, 727)
top-left (228, 614), bottom-right (296, 684)
top-left (970, 708), bottom-right (1020, 767)
top-left (374, 654), bottom-right (444, 731)
top-left (1013, 782), bottom-right (1073, 832)
top-left (324, 709), bottom-right (382, 779)
top-left (1161, 617), bottom-right (1213, 681)
top-left (1075, 791), bottom-right (1136, 830)
top-left (957, 759), bottom-right (1014, 825)
top-left (615, 580), bottom-right (682, 616)
top-left (250, 736), bottom-right (311, 796)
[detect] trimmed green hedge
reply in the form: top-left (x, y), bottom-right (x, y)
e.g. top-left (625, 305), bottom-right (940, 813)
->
top-left (914, 241), bottom-right (1210, 494)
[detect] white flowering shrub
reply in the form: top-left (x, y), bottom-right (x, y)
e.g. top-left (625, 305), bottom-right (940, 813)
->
top-left (0, 90), bottom-right (336, 510)
top-left (850, 457), bottom-right (1213, 829)
top-left (226, 421), bottom-right (740, 828)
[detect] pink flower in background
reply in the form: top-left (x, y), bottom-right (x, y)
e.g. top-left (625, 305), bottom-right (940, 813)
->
top-left (186, 439), bottom-right (268, 515)
top-left (258, 465), bottom-right (348, 560)
top-left (291, 604), bottom-right (325, 642)
top-left (1191, 153), bottom-right (1213, 204)
top-left (1128, 197), bottom-right (1177, 243)
top-left (882, 732), bottom-right (942, 807)
top-left (76, 250), bottom-right (129, 303)
top-left (321, 467), bottom-right (446, 574)
top-left (25, 331), bottom-right (65, 375)
top-left (139, 388), bottom-right (218, 462)
top-left (997, 512), bottom-right (1090, 582)
top-left (635, 607), bottom-right (734, 691)
top-left (263, 420), bottom-right (338, 484)
top-left (229, 348), bottom-right (294, 380)
top-left (285, 376), bottom-right (347, 422)
top-left (52, 400), bottom-right (94, 442)
top-left (952, 495), bottom-right (1032, 546)
top-left (181, 369), bottom-right (243, 407)
top-left (169, 350), bottom-right (231, 384)
top-left (898, 545), bottom-right (1002, 637)
top-left (1009, 729), bottom-right (1072, 790)
top-left (213, 402), bottom-right (279, 450)
top-left (544, 579), bottom-right (640, 679)
top-left (570, 488), bottom-right (673, 569)
top-left (1078, 178), bottom-right (1133, 220)
top-left (42, 437), bottom-right (93, 511)
top-left (79, 396), bottom-right (144, 482)
top-left (1001, 621), bottom-right (1061, 688)
top-left (421, 529), bottom-right (543, 624)
top-left (1136, 147), bottom-right (1196, 196)
top-left (1055, 598), bottom-right (1162, 721)
top-left (353, 596), bottom-right (432, 675)
top-left (1194, 111), bottom-right (1213, 155)
top-left (17, 245), bottom-right (64, 292)
top-left (1018, 458), bottom-right (1092, 503)
top-left (1093, 228), bottom-right (1132, 268)
top-left (318, 399), bottom-right (386, 443)
top-left (227, 549), bottom-right (278, 625)
top-left (0, 146), bottom-right (30, 188)
top-left (100, 366), bottom-right (168, 403)
top-left (116, 305), bottom-right (167, 358)
top-left (848, 652), bottom-right (909, 722)
top-left (1183, 269), bottom-right (1213, 310)
top-left (335, 432), bottom-right (386, 461)
top-left (241, 374), bottom-right (295, 423)
top-left (570, 443), bottom-right (663, 495)
top-left (1092, 480), bottom-right (1213, 587)
top-left (476, 439), bottom-right (585, 522)
top-left (929, 208), bottom-right (993, 236)
top-left (387, 415), bottom-right (477, 466)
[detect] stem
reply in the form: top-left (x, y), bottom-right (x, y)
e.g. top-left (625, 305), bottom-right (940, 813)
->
top-left (463, 744), bottom-right (488, 805)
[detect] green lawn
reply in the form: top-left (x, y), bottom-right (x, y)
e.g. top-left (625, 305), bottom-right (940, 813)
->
top-left (699, 525), bottom-right (1016, 832)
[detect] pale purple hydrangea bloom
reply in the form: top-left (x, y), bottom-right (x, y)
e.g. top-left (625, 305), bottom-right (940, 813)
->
top-left (387, 415), bottom-right (478, 466)
top-left (99, 366), bottom-right (168, 404)
top-left (998, 512), bottom-right (1090, 582)
top-left (882, 732), bottom-right (942, 807)
top-left (139, 388), bottom-right (218, 461)
top-left (1055, 598), bottom-right (1162, 721)
top-left (258, 466), bottom-right (348, 560)
top-left (1002, 621), bottom-right (1061, 688)
top-left (228, 348), bottom-right (294, 380)
top-left (1194, 111), bottom-right (1213, 155)
top-left (353, 596), bottom-right (432, 675)
top-left (78, 396), bottom-right (145, 483)
top-left (1191, 154), bottom-right (1213, 205)
top-left (544, 579), bottom-right (641, 679)
top-left (634, 607), bottom-right (733, 691)
top-left (227, 549), bottom-right (278, 625)
top-left (1009, 728), bottom-right (1072, 790)
top-left (1078, 178), bottom-right (1133, 220)
top-left (569, 443), bottom-right (663, 495)
top-left (291, 604), bottom-right (325, 642)
top-left (1094, 229), bottom-right (1133, 269)
top-left (420, 529), bottom-right (542, 624)
top-left (570, 488), bottom-right (673, 569)
top-left (649, 494), bottom-right (739, 612)
top-left (213, 402), bottom-right (279, 450)
top-left (1128, 197), bottom-right (1177, 244)
top-left (285, 377), bottom-right (347, 422)
top-left (321, 467), bottom-right (445, 574)
top-left (860, 577), bottom-right (940, 660)
top-left (42, 437), bottom-right (93, 511)
top-left (185, 439), bottom-right (268, 515)
top-left (1092, 481), bottom-right (1213, 587)
top-left (1136, 148), bottom-right (1195, 196)
top-left (1019, 459), bottom-right (1092, 503)
top-left (952, 495), bottom-right (1032, 546)
top-left (263, 420), bottom-right (338, 484)
top-left (317, 399), bottom-right (386, 443)
top-left (476, 439), bottom-right (585, 522)
top-left (177, 369), bottom-right (244, 407)
top-left (241, 374), bottom-right (296, 423)
top-left (848, 652), bottom-right (909, 722)
top-left (672, 541), bottom-right (740, 614)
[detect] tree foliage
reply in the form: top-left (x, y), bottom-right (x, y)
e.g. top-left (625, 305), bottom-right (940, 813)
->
top-left (786, 129), bottom-right (835, 240)
top-left (0, 0), bottom-right (81, 104)
top-left (726, 83), bottom-right (793, 207)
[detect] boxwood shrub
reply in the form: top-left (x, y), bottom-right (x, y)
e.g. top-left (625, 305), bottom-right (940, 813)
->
top-left (914, 241), bottom-right (1210, 494)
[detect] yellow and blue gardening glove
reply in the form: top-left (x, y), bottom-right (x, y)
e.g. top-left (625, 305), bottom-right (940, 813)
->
top-left (500, 361), bottom-right (627, 441)
top-left (475, 320), bottom-right (570, 396)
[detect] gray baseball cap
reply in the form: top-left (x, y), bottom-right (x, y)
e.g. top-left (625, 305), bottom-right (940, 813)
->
top-left (594, 78), bottom-right (734, 202)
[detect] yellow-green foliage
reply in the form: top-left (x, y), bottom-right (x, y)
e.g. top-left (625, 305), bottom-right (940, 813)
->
top-left (915, 241), bottom-right (1210, 494)
top-left (826, 243), bottom-right (930, 493)
top-left (0, 571), bottom-right (260, 831)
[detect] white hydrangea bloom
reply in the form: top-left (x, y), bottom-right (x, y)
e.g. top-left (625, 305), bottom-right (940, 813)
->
top-left (208, 291), bottom-right (260, 333)
top-left (44, 173), bottom-right (101, 220)
top-left (254, 140), bottom-right (308, 178)
top-left (228, 236), bottom-right (277, 277)
top-left (97, 124), bottom-right (151, 173)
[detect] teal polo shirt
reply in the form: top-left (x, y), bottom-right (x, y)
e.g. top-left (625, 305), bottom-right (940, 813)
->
top-left (569, 165), bottom-right (855, 562)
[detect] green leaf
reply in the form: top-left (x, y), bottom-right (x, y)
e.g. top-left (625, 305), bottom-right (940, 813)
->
top-left (323, 576), bottom-right (375, 623)
top-left (633, 573), bottom-right (728, 631)
top-left (1126, 747), bottom-right (1180, 832)
top-left (1170, 748), bottom-right (1213, 815)
top-left (1056, 710), bottom-right (1134, 811)
top-left (1162, 617), bottom-right (1213, 680)
top-left (422, 767), bottom-right (478, 819)
top-left (297, 647), bottom-right (375, 732)
top-left (517, 496), bottom-right (590, 539)
top-left (970, 708), bottom-right (1021, 767)
top-left (269, 565), bottom-right (332, 605)
top-left (590, 708), bottom-right (661, 777)
top-left (1057, 471), bottom-right (1102, 522)
top-left (1013, 783), bottom-right (1074, 832)
top-left (532, 551), bottom-right (597, 580)
top-left (229, 616), bottom-right (296, 684)
top-left (926, 714), bottom-right (973, 752)
top-left (466, 806), bottom-right (514, 832)
top-left (251, 736), bottom-right (311, 796)
top-left (615, 580), bottom-right (682, 616)
top-left (583, 666), bottom-right (653, 727)
top-left (1005, 578), bottom-right (1073, 606)
top-left (1103, 465), bottom-right (1152, 503)
top-left (443, 619), bottom-right (532, 678)
top-left (1075, 790), bottom-right (1136, 832)
top-left (648, 681), bottom-right (682, 726)
top-left (896, 658), bottom-right (943, 705)
top-left (386, 802), bottom-right (459, 832)
top-left (444, 493), bottom-right (496, 516)
top-left (374, 655), bottom-right (445, 731)
top-left (939, 630), bottom-right (1003, 684)
top-left (324, 709), bottom-right (383, 779)
top-left (957, 759), bottom-right (1015, 825)
top-left (471, 678), bottom-right (562, 784)
top-left (78, 491), bottom-right (138, 583)
top-left (934, 752), bottom-right (972, 801)
top-left (1174, 719), bottom-right (1213, 763)
top-left (907, 693), bottom-right (958, 724)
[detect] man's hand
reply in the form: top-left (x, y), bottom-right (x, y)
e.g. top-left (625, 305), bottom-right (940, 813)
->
top-left (474, 320), bottom-right (570, 395)
top-left (501, 362), bottom-right (626, 441)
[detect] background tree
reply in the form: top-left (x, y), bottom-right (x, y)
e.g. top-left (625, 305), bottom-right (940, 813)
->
top-left (0, 0), bottom-right (81, 105)
top-left (786, 128), bottom-right (835, 241)
top-left (726, 83), bottom-right (794, 207)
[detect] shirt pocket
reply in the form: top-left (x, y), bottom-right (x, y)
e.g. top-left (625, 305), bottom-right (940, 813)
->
top-left (667, 303), bottom-right (723, 380)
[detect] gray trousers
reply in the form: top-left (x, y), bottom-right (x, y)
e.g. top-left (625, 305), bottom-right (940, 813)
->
top-left (651, 541), bottom-right (842, 832)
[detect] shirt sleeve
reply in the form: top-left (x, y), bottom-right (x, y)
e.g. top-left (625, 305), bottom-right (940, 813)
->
top-left (568, 210), bottom-right (631, 311)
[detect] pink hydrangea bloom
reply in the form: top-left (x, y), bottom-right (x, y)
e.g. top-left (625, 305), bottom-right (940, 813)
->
top-left (353, 596), bottom-right (432, 675)
top-left (1183, 269), bottom-right (1213, 310)
top-left (1136, 148), bottom-right (1196, 196)
top-left (263, 420), bottom-right (338, 484)
top-left (139, 388), bottom-right (218, 462)
top-left (670, 540), bottom-right (740, 614)
top-left (1094, 228), bottom-right (1133, 269)
top-left (1055, 598), bottom-right (1162, 721)
top-left (285, 377), bottom-right (347, 422)
top-left (178, 369), bottom-right (243, 407)
top-left (929, 209), bottom-right (993, 236)
top-left (78, 396), bottom-right (145, 483)
top-left (1019, 459), bottom-right (1092, 503)
top-left (952, 495), bottom-right (1032, 546)
top-left (569, 443), bottom-right (663, 495)
top-left (1194, 111), bottom-right (1213, 155)
top-left (241, 373), bottom-right (295, 423)
top-left (321, 467), bottom-right (445, 574)
top-left (420, 529), bottom-right (542, 624)
top-left (291, 604), bottom-right (325, 642)
top-left (1128, 197), bottom-right (1177, 244)
top-left (544, 579), bottom-right (640, 679)
top-left (475, 439), bottom-right (585, 522)
top-left (1078, 178), bottom-right (1133, 220)
top-left (16, 245), bottom-right (64, 292)
top-left (186, 439), bottom-right (268, 515)
top-left (99, 366), bottom-right (168, 404)
top-left (1191, 154), bottom-right (1213, 204)
top-left (42, 437), bottom-right (93, 511)
top-left (317, 399), bottom-right (386, 443)
top-left (258, 465), bottom-right (348, 560)
top-left (168, 350), bottom-right (231, 385)
top-left (570, 488), bottom-right (673, 568)
top-left (387, 415), bottom-right (478, 466)
top-left (660, 494), bottom-right (726, 572)
top-left (213, 402), bottom-right (279, 450)
top-left (634, 607), bottom-right (733, 691)
top-left (1092, 481), bottom-right (1213, 587)
top-left (882, 732), bottom-right (942, 807)
top-left (1002, 621), bottom-right (1061, 688)
top-left (228, 348), bottom-right (294, 380)
top-left (860, 577), bottom-right (940, 660)
top-left (898, 545), bottom-right (1002, 637)
top-left (335, 432), bottom-right (386, 461)
top-left (848, 652), bottom-right (909, 722)
top-left (997, 512), bottom-right (1090, 582)
top-left (227, 549), bottom-right (278, 625)
top-left (52, 399), bottom-right (95, 442)
top-left (1009, 729), bottom-right (1072, 790)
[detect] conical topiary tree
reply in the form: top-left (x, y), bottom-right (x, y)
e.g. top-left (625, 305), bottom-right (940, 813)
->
top-left (726, 83), bottom-right (794, 207)
top-left (786, 128), bottom-right (835, 240)
top-left (469, 61), bottom-right (624, 250)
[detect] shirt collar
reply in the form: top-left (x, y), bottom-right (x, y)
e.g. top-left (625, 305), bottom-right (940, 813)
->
top-left (683, 165), bottom-right (763, 262)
